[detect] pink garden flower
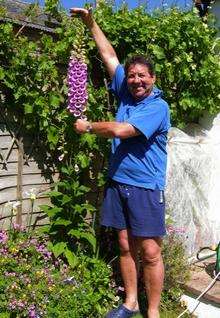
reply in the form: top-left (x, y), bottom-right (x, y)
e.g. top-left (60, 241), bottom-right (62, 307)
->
top-left (8, 299), bottom-right (26, 311)
top-left (4, 271), bottom-right (16, 277)
top-left (12, 222), bottom-right (26, 232)
top-left (67, 23), bottom-right (88, 119)
top-left (67, 56), bottom-right (88, 118)
top-left (0, 230), bottom-right (8, 244)
top-left (166, 225), bottom-right (185, 235)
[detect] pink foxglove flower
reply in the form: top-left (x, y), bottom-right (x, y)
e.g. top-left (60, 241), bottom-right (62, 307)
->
top-left (67, 57), bottom-right (88, 118)
top-left (67, 23), bottom-right (88, 119)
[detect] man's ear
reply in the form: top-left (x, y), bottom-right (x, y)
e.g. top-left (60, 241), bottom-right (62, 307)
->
top-left (152, 75), bottom-right (156, 84)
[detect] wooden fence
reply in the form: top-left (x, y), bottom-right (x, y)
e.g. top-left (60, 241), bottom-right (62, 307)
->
top-left (0, 112), bottom-right (59, 229)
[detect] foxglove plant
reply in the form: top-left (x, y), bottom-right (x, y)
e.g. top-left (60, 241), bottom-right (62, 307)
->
top-left (67, 24), bottom-right (88, 119)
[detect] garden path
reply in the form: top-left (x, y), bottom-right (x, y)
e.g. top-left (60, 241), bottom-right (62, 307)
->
top-left (184, 256), bottom-right (220, 305)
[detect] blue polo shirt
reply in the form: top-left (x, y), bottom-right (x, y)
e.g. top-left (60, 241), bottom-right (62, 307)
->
top-left (108, 64), bottom-right (170, 190)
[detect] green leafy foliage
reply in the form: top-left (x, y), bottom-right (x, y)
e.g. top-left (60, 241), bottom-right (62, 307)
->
top-left (161, 227), bottom-right (190, 312)
top-left (0, 228), bottom-right (117, 317)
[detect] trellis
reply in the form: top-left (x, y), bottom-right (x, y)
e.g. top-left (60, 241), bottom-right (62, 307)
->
top-left (0, 111), bottom-right (59, 229)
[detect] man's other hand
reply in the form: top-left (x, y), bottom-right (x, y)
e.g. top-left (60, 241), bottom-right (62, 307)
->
top-left (74, 119), bottom-right (90, 134)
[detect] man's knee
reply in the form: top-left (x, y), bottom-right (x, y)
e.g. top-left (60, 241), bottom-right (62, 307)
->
top-left (118, 230), bottom-right (133, 255)
top-left (118, 236), bottom-right (130, 255)
top-left (141, 239), bottom-right (162, 265)
top-left (142, 250), bottom-right (161, 266)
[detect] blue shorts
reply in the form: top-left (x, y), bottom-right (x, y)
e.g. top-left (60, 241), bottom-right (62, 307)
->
top-left (101, 180), bottom-right (166, 237)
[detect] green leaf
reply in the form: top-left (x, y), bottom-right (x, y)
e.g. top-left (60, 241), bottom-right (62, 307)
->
top-left (54, 219), bottom-right (72, 226)
top-left (77, 153), bottom-right (90, 168)
top-left (78, 185), bottom-right (90, 193)
top-left (73, 184), bottom-right (90, 197)
top-left (151, 45), bottom-right (165, 60)
top-left (0, 67), bottom-right (4, 80)
top-left (68, 229), bottom-right (96, 252)
top-left (47, 241), bottom-right (54, 252)
top-left (52, 242), bottom-right (67, 258)
top-left (68, 229), bottom-right (81, 238)
top-left (39, 204), bottom-right (52, 213)
top-left (39, 205), bottom-right (62, 218)
top-left (168, 37), bottom-right (176, 50)
top-left (80, 133), bottom-right (98, 150)
top-left (80, 232), bottom-right (96, 253)
top-left (37, 224), bottom-right (51, 234)
top-left (47, 191), bottom-right (63, 197)
top-left (60, 166), bottom-right (71, 175)
top-left (47, 126), bottom-right (59, 146)
top-left (61, 194), bottom-right (72, 205)
top-left (50, 94), bottom-right (60, 107)
top-left (47, 207), bottom-right (62, 217)
top-left (24, 103), bottom-right (33, 114)
top-left (82, 203), bottom-right (96, 213)
top-left (64, 249), bottom-right (78, 268)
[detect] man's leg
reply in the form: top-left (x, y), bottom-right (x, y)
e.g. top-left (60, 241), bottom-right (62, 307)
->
top-left (118, 229), bottom-right (139, 311)
top-left (139, 237), bottom-right (164, 318)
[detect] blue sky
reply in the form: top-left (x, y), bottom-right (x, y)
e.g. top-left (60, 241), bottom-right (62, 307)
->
top-left (24, 0), bottom-right (193, 12)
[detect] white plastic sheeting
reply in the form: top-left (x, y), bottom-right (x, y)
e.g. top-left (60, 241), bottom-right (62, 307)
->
top-left (166, 113), bottom-right (220, 256)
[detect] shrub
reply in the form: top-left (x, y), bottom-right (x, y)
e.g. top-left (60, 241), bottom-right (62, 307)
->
top-left (0, 226), bottom-right (117, 317)
top-left (161, 225), bottom-right (190, 311)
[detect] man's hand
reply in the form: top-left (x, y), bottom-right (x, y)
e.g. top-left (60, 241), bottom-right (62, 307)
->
top-left (70, 7), bottom-right (119, 79)
top-left (70, 7), bottom-right (93, 27)
top-left (74, 119), bottom-right (91, 134)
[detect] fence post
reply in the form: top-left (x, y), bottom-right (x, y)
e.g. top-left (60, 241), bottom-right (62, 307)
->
top-left (16, 137), bottom-right (23, 225)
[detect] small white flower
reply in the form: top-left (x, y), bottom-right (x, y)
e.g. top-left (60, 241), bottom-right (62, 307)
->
top-left (58, 154), bottom-right (65, 161)
top-left (24, 188), bottom-right (37, 201)
top-left (5, 201), bottom-right (21, 213)
top-left (74, 164), bottom-right (80, 172)
top-left (7, 201), bottom-right (22, 214)
top-left (30, 193), bottom-right (36, 200)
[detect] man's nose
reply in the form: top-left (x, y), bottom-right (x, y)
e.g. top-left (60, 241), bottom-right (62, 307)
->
top-left (133, 76), bottom-right (141, 83)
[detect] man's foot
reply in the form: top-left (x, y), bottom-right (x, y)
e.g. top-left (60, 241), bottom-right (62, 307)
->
top-left (124, 300), bottom-right (139, 312)
top-left (147, 309), bottom-right (160, 318)
top-left (105, 304), bottom-right (140, 318)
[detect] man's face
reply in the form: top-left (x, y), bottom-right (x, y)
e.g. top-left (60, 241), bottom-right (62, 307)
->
top-left (126, 63), bottom-right (156, 101)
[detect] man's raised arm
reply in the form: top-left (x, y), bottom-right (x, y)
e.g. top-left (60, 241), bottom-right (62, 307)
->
top-left (70, 8), bottom-right (119, 79)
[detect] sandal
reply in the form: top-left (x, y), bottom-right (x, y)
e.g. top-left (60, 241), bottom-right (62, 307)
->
top-left (105, 304), bottom-right (140, 318)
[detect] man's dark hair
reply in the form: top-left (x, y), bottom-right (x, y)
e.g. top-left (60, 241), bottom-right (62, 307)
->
top-left (124, 55), bottom-right (155, 77)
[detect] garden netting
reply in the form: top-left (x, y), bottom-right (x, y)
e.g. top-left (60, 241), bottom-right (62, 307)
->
top-left (166, 113), bottom-right (220, 256)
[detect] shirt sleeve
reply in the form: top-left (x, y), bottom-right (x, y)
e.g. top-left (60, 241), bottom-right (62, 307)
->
top-left (126, 102), bottom-right (168, 139)
top-left (109, 64), bottom-right (127, 99)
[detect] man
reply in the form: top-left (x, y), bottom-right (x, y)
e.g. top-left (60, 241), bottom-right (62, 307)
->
top-left (71, 8), bottom-right (170, 318)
